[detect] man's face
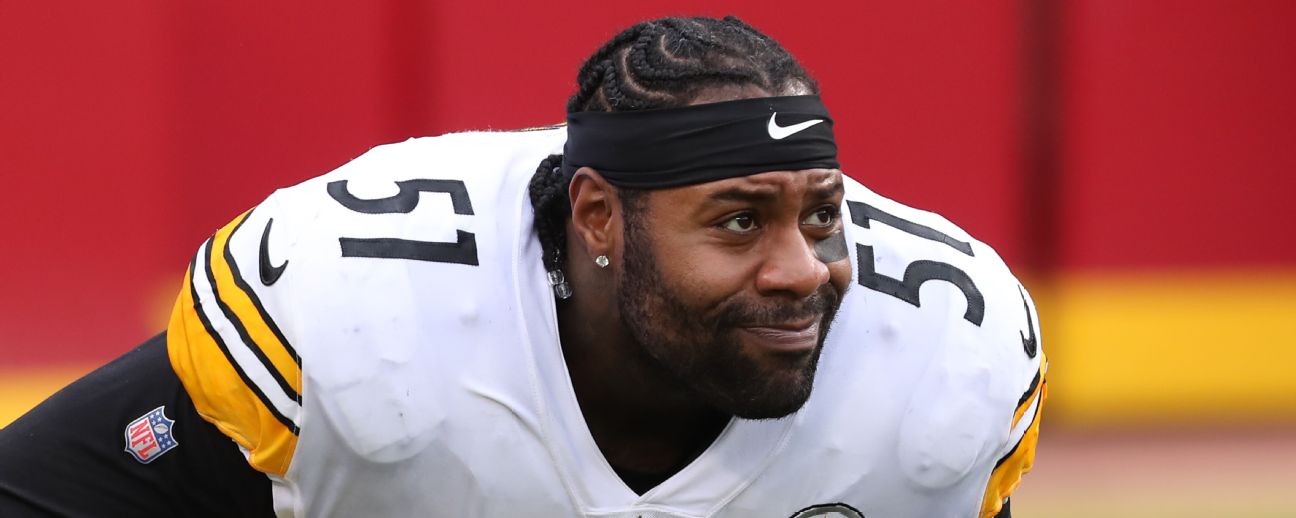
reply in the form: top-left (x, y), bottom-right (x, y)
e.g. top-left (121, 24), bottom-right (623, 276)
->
top-left (615, 168), bottom-right (852, 419)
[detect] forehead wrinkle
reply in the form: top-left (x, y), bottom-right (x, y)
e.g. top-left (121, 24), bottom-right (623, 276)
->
top-left (676, 184), bottom-right (777, 221)
top-left (673, 170), bottom-right (842, 219)
top-left (699, 172), bottom-right (841, 205)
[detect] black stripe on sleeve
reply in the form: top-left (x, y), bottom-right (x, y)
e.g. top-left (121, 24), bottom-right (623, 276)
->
top-left (190, 241), bottom-right (300, 435)
top-left (1016, 369), bottom-right (1042, 410)
top-left (223, 208), bottom-right (301, 368)
top-left (203, 228), bottom-right (302, 408)
top-left (993, 382), bottom-right (1043, 470)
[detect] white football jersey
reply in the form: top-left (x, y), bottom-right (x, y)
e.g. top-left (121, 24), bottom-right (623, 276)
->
top-left (167, 127), bottom-right (1046, 518)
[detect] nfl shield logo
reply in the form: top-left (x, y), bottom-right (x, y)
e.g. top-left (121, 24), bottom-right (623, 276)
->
top-left (124, 406), bottom-right (179, 464)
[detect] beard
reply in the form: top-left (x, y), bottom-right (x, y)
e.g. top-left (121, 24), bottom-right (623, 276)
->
top-left (615, 219), bottom-right (843, 420)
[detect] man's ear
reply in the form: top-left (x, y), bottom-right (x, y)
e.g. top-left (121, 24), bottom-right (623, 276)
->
top-left (568, 167), bottom-right (619, 261)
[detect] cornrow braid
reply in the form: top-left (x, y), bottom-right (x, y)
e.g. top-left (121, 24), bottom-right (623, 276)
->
top-left (528, 16), bottom-right (820, 300)
top-left (528, 154), bottom-right (570, 274)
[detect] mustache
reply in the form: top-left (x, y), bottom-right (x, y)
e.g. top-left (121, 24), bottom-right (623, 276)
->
top-left (715, 284), bottom-right (842, 328)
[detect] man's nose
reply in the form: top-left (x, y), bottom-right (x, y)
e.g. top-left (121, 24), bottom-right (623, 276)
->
top-left (754, 226), bottom-right (831, 298)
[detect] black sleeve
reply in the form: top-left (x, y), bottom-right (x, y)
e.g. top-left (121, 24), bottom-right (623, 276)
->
top-left (0, 332), bottom-right (275, 517)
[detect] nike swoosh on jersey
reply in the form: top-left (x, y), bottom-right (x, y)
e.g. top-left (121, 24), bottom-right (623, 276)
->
top-left (767, 113), bottom-right (825, 140)
top-left (1018, 286), bottom-right (1037, 358)
top-left (259, 218), bottom-right (288, 286)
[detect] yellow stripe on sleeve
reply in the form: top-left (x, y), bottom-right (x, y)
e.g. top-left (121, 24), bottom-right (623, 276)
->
top-left (979, 369), bottom-right (1048, 518)
top-left (208, 211), bottom-right (302, 399)
top-left (167, 237), bottom-right (299, 477)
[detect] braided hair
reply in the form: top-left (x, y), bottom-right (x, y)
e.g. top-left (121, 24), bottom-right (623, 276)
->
top-left (528, 16), bottom-right (820, 297)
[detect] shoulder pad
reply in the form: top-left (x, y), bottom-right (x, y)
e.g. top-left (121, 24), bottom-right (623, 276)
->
top-left (837, 176), bottom-right (1046, 505)
top-left (166, 129), bottom-right (566, 474)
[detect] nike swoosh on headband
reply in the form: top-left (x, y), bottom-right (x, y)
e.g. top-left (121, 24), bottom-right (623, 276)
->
top-left (767, 113), bottom-right (825, 140)
top-left (563, 95), bottom-right (839, 188)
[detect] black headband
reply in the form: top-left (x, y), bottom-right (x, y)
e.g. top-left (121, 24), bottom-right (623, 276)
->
top-left (562, 95), bottom-right (839, 189)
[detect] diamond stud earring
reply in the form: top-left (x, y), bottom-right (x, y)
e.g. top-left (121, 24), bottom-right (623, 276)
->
top-left (595, 255), bottom-right (609, 268)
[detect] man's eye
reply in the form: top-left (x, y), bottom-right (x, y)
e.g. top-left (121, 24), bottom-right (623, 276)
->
top-left (721, 214), bottom-right (758, 233)
top-left (802, 207), bottom-right (838, 227)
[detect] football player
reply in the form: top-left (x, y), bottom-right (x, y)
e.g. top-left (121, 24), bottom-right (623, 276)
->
top-left (0, 16), bottom-right (1045, 517)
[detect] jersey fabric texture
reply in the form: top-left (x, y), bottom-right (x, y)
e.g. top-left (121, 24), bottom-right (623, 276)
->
top-left (166, 128), bottom-right (1047, 518)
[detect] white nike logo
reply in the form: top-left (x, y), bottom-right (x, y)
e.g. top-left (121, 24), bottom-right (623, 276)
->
top-left (767, 113), bottom-right (824, 140)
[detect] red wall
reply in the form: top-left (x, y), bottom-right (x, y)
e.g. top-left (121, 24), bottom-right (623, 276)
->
top-left (2, 1), bottom-right (1292, 366)
top-left (1058, 1), bottom-right (1296, 270)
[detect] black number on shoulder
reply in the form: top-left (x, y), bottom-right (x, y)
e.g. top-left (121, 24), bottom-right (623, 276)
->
top-left (327, 179), bottom-right (479, 266)
top-left (328, 179), bottom-right (473, 215)
top-left (848, 200), bottom-right (985, 326)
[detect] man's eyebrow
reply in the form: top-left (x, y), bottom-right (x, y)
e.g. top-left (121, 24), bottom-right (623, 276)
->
top-left (705, 180), bottom-right (844, 205)
top-left (707, 187), bottom-right (779, 204)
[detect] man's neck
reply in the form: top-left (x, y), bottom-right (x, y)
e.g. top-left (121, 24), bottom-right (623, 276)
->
top-left (554, 281), bottom-right (729, 481)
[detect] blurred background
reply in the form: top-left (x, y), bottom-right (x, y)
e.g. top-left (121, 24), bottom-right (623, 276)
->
top-left (2, 1), bottom-right (1293, 515)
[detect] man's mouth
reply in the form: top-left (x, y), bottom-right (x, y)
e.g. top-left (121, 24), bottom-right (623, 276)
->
top-left (738, 319), bottom-right (821, 353)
